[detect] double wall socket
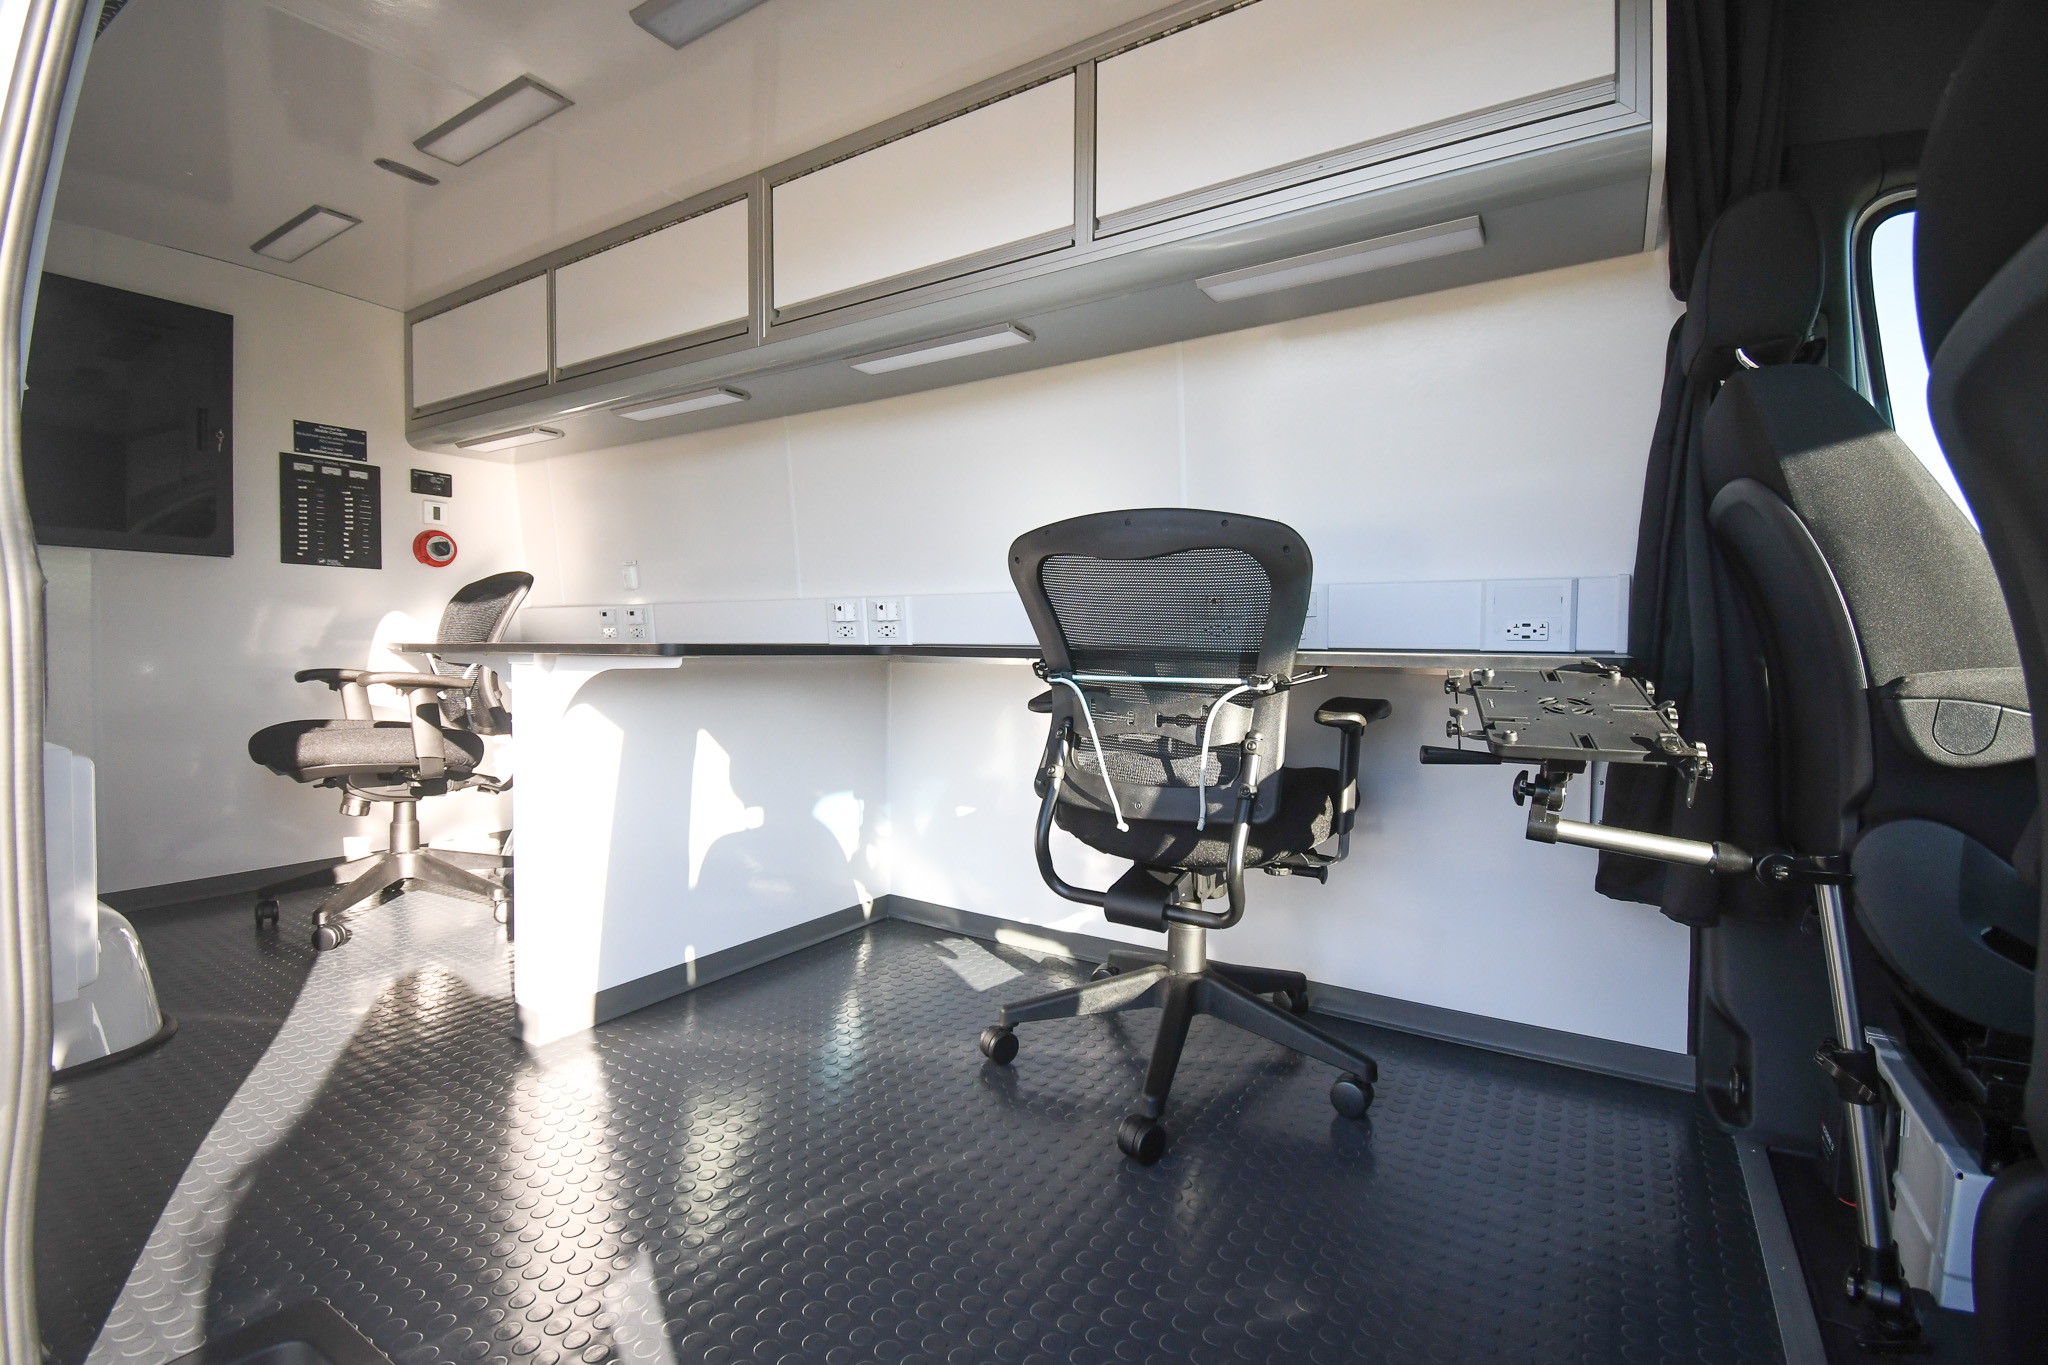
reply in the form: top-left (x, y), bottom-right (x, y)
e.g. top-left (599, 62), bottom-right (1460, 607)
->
top-left (597, 606), bottom-right (649, 641)
top-left (826, 597), bottom-right (911, 644)
top-left (1482, 579), bottom-right (1574, 651)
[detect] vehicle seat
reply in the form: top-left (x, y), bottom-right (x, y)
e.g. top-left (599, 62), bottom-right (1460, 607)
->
top-left (1694, 194), bottom-right (2037, 1130)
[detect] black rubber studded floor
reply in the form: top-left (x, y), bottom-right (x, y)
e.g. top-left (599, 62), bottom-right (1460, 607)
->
top-left (38, 892), bottom-right (320, 1365)
top-left (45, 895), bottom-right (1784, 1365)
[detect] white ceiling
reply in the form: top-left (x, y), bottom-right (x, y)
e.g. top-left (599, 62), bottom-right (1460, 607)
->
top-left (54, 0), bottom-right (1162, 310)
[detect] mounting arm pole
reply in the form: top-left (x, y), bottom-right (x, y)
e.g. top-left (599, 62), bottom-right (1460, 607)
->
top-left (1526, 808), bottom-right (1754, 874)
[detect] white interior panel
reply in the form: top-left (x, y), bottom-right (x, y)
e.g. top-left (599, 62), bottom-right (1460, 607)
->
top-left (43, 222), bottom-right (527, 893)
top-left (554, 200), bottom-right (752, 370)
top-left (772, 75), bottom-right (1075, 309)
top-left (410, 275), bottom-right (548, 408)
top-left (1095, 0), bottom-right (1618, 218)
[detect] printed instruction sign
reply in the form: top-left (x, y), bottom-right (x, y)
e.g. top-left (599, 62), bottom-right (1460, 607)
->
top-left (292, 419), bottom-right (368, 461)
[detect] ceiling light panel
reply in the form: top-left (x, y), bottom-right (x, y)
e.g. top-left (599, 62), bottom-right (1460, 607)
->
top-left (415, 76), bottom-right (573, 167)
top-left (374, 158), bottom-right (440, 186)
top-left (615, 388), bottom-right (749, 421)
top-left (849, 324), bottom-right (1034, 375)
top-left (251, 206), bottom-right (361, 262)
top-left (630, 0), bottom-right (772, 49)
top-left (456, 426), bottom-right (564, 451)
top-left (1196, 217), bottom-right (1485, 301)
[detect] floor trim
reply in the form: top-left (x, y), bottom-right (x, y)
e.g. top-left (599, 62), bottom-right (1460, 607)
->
top-left (153, 863), bottom-right (1697, 1092)
top-left (1736, 1138), bottom-right (1830, 1365)
top-left (590, 901), bottom-right (879, 1025)
top-left (881, 894), bottom-right (1695, 1090)
top-left (103, 857), bottom-right (348, 915)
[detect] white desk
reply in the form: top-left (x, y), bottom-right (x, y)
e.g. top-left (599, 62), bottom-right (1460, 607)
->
top-left (408, 642), bottom-right (1619, 1045)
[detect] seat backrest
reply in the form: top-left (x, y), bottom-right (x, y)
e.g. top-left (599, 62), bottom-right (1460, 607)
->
top-left (1696, 187), bottom-right (2027, 856)
top-left (436, 571), bottom-right (533, 644)
top-left (1704, 363), bottom-right (2026, 852)
top-left (434, 571), bottom-right (532, 735)
top-left (1009, 509), bottom-right (1311, 826)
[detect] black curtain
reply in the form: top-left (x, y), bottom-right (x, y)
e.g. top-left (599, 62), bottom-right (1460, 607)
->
top-left (1666, 0), bottom-right (1790, 299)
top-left (1595, 323), bottom-right (1784, 925)
top-left (1598, 0), bottom-right (1793, 923)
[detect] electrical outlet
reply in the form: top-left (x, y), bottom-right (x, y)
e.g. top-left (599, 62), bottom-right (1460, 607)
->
top-left (622, 606), bottom-right (649, 641)
top-left (828, 599), bottom-right (862, 643)
top-left (867, 596), bottom-right (908, 644)
top-left (597, 607), bottom-right (619, 640)
top-left (1483, 579), bottom-right (1575, 652)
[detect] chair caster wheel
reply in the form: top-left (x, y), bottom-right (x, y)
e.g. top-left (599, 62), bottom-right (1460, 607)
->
top-left (492, 898), bottom-right (511, 925)
top-left (1273, 988), bottom-right (1310, 1015)
top-left (1117, 1114), bottom-right (1167, 1164)
top-left (1330, 1073), bottom-right (1374, 1119)
top-left (979, 1025), bottom-right (1018, 1065)
top-left (312, 923), bottom-right (352, 952)
top-left (379, 883), bottom-right (405, 903)
top-left (254, 899), bottom-right (279, 930)
top-left (1090, 962), bottom-right (1121, 981)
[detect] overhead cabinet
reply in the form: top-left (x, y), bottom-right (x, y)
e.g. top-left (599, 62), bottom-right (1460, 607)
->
top-left (554, 199), bottom-right (751, 373)
top-left (770, 75), bottom-right (1076, 316)
top-left (408, 0), bottom-right (1653, 440)
top-left (410, 275), bottom-right (548, 412)
top-left (1094, 0), bottom-right (1620, 228)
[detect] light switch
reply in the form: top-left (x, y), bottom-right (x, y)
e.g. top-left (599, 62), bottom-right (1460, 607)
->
top-left (421, 500), bottom-right (448, 525)
top-left (622, 561), bottom-right (640, 591)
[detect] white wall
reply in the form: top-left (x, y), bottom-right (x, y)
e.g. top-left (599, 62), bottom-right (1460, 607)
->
top-left (39, 223), bottom-right (527, 893)
top-left (513, 249), bottom-right (1692, 1051)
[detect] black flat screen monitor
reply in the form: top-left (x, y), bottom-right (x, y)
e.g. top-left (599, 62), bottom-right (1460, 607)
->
top-left (22, 273), bottom-right (233, 556)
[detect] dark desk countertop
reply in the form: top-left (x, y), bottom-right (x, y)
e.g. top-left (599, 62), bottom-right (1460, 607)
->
top-left (398, 643), bottom-right (1619, 671)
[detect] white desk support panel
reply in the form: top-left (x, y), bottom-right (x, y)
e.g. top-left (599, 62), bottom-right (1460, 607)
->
top-left (406, 645), bottom-right (684, 1044)
top-left (407, 642), bottom-right (1624, 1045)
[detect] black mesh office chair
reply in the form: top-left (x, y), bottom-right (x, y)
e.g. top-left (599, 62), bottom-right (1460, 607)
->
top-left (247, 571), bottom-right (532, 950)
top-left (977, 509), bottom-right (1390, 1164)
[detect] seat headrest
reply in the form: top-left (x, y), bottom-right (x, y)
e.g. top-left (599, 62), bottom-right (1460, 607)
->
top-left (1679, 191), bottom-right (1823, 377)
top-left (1915, 0), bottom-right (2048, 361)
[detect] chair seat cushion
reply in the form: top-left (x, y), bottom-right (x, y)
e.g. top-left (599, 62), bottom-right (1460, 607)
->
top-left (1055, 766), bottom-right (1341, 872)
top-left (248, 719), bottom-right (485, 782)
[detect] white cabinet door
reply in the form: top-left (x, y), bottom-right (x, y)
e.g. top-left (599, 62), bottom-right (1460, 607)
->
top-left (554, 199), bottom-right (751, 371)
top-left (772, 75), bottom-right (1075, 312)
top-left (1096, 0), bottom-right (1617, 221)
top-left (410, 275), bottom-right (549, 409)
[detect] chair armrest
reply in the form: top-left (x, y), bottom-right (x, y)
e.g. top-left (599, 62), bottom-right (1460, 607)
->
top-left (295, 667), bottom-right (368, 686)
top-left (1313, 697), bottom-right (1391, 858)
top-left (357, 673), bottom-right (478, 778)
top-left (295, 668), bottom-right (374, 720)
top-left (1314, 697), bottom-right (1392, 732)
top-left (358, 671), bottom-right (470, 691)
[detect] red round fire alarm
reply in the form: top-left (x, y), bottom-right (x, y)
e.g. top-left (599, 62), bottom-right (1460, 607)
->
top-left (413, 530), bottom-right (457, 566)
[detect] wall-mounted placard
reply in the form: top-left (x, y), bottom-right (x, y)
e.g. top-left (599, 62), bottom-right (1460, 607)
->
top-left (292, 419), bottom-right (368, 461)
top-left (410, 468), bottom-right (453, 497)
top-left (280, 454), bottom-right (381, 569)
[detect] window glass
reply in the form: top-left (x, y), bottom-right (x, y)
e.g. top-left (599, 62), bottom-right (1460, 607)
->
top-left (1867, 209), bottom-right (1976, 523)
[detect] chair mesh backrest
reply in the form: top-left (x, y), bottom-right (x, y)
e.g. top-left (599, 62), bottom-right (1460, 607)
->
top-left (436, 571), bottom-right (533, 644)
top-left (1041, 548), bottom-right (1277, 793)
top-left (1040, 548), bottom-right (1271, 678)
